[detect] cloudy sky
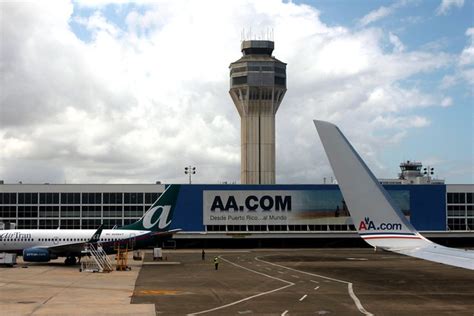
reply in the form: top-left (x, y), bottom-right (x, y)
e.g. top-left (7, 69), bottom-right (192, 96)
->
top-left (0, 0), bottom-right (472, 185)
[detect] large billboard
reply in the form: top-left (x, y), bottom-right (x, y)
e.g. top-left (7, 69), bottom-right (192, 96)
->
top-left (203, 190), bottom-right (411, 225)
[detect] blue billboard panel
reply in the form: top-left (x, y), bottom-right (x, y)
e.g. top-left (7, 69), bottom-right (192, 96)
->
top-left (170, 184), bottom-right (445, 232)
top-left (203, 189), bottom-right (409, 225)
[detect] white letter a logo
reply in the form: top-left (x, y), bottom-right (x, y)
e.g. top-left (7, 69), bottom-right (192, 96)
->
top-left (142, 205), bottom-right (172, 230)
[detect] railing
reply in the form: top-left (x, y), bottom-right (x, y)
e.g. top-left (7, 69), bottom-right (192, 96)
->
top-left (80, 243), bottom-right (113, 273)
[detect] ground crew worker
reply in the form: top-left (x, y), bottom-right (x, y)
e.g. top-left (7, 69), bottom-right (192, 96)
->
top-left (213, 257), bottom-right (219, 270)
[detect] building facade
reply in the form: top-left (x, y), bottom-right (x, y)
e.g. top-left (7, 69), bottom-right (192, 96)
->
top-left (0, 184), bottom-right (163, 230)
top-left (446, 185), bottom-right (474, 231)
top-left (1, 184), bottom-right (473, 240)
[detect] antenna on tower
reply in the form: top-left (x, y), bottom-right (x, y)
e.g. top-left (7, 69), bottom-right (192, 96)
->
top-left (241, 27), bottom-right (274, 42)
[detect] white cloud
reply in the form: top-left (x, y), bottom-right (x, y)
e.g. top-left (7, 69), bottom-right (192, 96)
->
top-left (459, 28), bottom-right (474, 66)
top-left (75, 11), bottom-right (121, 37)
top-left (436, 0), bottom-right (464, 15)
top-left (358, 0), bottom-right (412, 28)
top-left (440, 74), bottom-right (458, 89)
top-left (460, 67), bottom-right (474, 85)
top-left (443, 27), bottom-right (474, 88)
top-left (441, 97), bottom-right (453, 107)
top-left (0, 0), bottom-right (456, 184)
top-left (389, 32), bottom-right (405, 53)
top-left (359, 6), bottom-right (393, 27)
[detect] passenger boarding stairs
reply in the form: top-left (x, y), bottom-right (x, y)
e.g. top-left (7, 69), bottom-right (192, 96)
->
top-left (80, 243), bottom-right (113, 273)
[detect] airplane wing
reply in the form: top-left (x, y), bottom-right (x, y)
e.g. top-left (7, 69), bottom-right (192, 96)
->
top-left (396, 244), bottom-right (474, 269)
top-left (40, 225), bottom-right (104, 255)
top-left (46, 242), bottom-right (90, 255)
top-left (314, 120), bottom-right (474, 270)
top-left (151, 228), bottom-right (182, 237)
top-left (88, 224), bottom-right (104, 243)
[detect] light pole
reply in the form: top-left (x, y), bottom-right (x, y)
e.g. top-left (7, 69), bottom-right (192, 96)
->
top-left (184, 166), bottom-right (196, 184)
top-left (423, 166), bottom-right (434, 183)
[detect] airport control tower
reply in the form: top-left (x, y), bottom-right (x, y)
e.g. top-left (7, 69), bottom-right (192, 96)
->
top-left (229, 40), bottom-right (287, 184)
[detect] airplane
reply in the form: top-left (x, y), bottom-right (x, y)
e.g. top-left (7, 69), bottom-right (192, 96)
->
top-left (314, 120), bottom-right (474, 270)
top-left (0, 184), bottom-right (181, 265)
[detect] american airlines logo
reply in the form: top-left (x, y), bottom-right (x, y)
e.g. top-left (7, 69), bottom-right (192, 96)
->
top-left (143, 205), bottom-right (172, 230)
top-left (358, 217), bottom-right (402, 231)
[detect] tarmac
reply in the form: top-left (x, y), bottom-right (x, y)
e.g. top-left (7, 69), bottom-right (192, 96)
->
top-left (132, 249), bottom-right (474, 315)
top-left (0, 253), bottom-right (154, 315)
top-left (1, 249), bottom-right (473, 315)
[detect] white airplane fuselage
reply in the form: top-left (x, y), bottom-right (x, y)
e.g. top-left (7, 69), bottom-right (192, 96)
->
top-left (0, 229), bottom-right (151, 253)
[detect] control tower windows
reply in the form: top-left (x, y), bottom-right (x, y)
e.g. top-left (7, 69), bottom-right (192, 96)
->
top-left (275, 67), bottom-right (285, 74)
top-left (274, 76), bottom-right (286, 86)
top-left (230, 66), bottom-right (246, 74)
top-left (232, 76), bottom-right (247, 85)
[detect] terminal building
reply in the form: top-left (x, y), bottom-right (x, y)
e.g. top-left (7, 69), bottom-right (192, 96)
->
top-left (0, 169), bottom-right (472, 247)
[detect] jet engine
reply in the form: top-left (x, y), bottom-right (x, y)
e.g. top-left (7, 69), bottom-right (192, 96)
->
top-left (23, 248), bottom-right (57, 262)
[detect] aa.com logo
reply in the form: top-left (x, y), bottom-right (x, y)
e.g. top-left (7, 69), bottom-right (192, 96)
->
top-left (359, 217), bottom-right (402, 231)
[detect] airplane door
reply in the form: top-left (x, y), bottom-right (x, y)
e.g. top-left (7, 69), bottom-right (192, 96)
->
top-left (53, 236), bottom-right (59, 245)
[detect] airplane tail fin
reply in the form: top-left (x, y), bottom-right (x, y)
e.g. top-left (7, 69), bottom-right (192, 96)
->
top-left (120, 185), bottom-right (180, 232)
top-left (313, 120), bottom-right (427, 249)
